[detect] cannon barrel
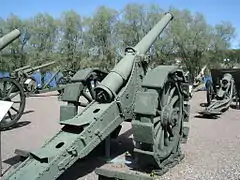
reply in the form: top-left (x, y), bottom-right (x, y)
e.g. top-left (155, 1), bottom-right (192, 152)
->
top-left (24, 61), bottom-right (56, 73)
top-left (95, 12), bottom-right (174, 103)
top-left (13, 65), bottom-right (31, 72)
top-left (0, 29), bottom-right (21, 51)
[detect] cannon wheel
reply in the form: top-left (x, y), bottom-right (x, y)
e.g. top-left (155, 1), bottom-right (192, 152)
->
top-left (0, 78), bottom-right (26, 130)
top-left (205, 79), bottom-right (214, 105)
top-left (61, 70), bottom-right (108, 109)
top-left (75, 71), bottom-right (107, 107)
top-left (135, 74), bottom-right (184, 173)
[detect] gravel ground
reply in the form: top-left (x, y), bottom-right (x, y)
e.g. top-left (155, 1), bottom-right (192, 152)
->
top-left (1, 91), bottom-right (240, 180)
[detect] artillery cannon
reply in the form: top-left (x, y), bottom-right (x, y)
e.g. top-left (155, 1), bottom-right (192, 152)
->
top-left (199, 68), bottom-right (239, 117)
top-left (0, 29), bottom-right (26, 130)
top-left (3, 12), bottom-right (191, 180)
top-left (10, 61), bottom-right (56, 93)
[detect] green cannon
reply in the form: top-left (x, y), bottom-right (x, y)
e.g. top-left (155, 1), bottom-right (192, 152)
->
top-left (0, 29), bottom-right (21, 51)
top-left (10, 61), bottom-right (56, 93)
top-left (13, 65), bottom-right (31, 73)
top-left (0, 29), bottom-right (26, 130)
top-left (3, 12), bottom-right (191, 180)
top-left (199, 68), bottom-right (239, 117)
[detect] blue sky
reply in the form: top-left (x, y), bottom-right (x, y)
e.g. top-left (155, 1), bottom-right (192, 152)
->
top-left (1, 0), bottom-right (239, 48)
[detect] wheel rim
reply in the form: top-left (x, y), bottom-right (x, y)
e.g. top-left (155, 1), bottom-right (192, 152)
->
top-left (153, 77), bottom-right (183, 160)
top-left (0, 78), bottom-right (25, 129)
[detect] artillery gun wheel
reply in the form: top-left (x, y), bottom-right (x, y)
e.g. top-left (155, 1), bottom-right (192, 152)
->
top-left (0, 78), bottom-right (26, 130)
top-left (60, 70), bottom-right (108, 119)
top-left (76, 71), bottom-right (107, 108)
top-left (134, 74), bottom-right (185, 174)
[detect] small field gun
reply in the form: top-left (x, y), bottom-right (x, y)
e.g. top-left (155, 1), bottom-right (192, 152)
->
top-left (0, 29), bottom-right (26, 130)
top-left (10, 61), bottom-right (56, 93)
top-left (3, 12), bottom-right (191, 180)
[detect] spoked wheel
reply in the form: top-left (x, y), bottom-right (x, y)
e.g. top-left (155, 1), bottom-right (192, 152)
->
top-left (0, 78), bottom-right (26, 130)
top-left (134, 74), bottom-right (184, 175)
top-left (153, 76), bottom-right (183, 168)
top-left (77, 72), bottom-right (107, 108)
top-left (60, 70), bottom-right (107, 123)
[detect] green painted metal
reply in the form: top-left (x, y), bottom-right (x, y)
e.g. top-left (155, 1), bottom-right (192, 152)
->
top-left (13, 65), bottom-right (31, 73)
top-left (3, 12), bottom-right (190, 180)
top-left (0, 29), bottom-right (20, 51)
top-left (94, 12), bottom-right (174, 103)
top-left (0, 30), bottom-right (26, 130)
top-left (199, 68), bottom-right (240, 117)
top-left (59, 68), bottom-right (108, 121)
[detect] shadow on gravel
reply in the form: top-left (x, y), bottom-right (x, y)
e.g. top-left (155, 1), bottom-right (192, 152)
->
top-left (2, 121), bottom-right (32, 131)
top-left (199, 103), bottom-right (209, 107)
top-left (3, 155), bottom-right (23, 166)
top-left (27, 93), bottom-right (59, 98)
top-left (194, 115), bottom-right (219, 120)
top-left (58, 128), bottom-right (134, 180)
top-left (3, 110), bottom-right (34, 121)
top-left (1, 110), bottom-right (34, 131)
top-left (230, 104), bottom-right (240, 110)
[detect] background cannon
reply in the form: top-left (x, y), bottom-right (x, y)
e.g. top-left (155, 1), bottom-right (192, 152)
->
top-left (0, 29), bottom-right (26, 130)
top-left (10, 61), bottom-right (56, 93)
top-left (199, 68), bottom-right (240, 117)
top-left (3, 12), bottom-right (191, 180)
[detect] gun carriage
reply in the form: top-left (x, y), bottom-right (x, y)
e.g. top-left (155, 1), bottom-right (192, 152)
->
top-left (199, 68), bottom-right (239, 117)
top-left (0, 29), bottom-right (26, 130)
top-left (3, 12), bottom-right (191, 180)
top-left (10, 61), bottom-right (65, 95)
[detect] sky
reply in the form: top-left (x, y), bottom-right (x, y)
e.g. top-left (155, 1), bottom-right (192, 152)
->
top-left (1, 0), bottom-right (240, 48)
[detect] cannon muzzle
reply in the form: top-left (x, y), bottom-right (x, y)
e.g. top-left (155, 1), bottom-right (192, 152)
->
top-left (24, 61), bottom-right (56, 74)
top-left (0, 29), bottom-right (21, 51)
top-left (95, 12), bottom-right (174, 103)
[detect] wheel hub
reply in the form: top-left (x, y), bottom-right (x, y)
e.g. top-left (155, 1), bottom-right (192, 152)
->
top-left (161, 105), bottom-right (178, 126)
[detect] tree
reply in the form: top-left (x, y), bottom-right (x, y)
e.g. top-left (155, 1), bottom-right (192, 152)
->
top-left (27, 13), bottom-right (58, 67)
top-left (0, 3), bottom-right (237, 74)
top-left (57, 10), bottom-right (83, 70)
top-left (86, 6), bottom-right (119, 70)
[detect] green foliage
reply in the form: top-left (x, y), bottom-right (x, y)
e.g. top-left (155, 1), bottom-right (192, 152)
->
top-left (0, 3), bottom-right (238, 75)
